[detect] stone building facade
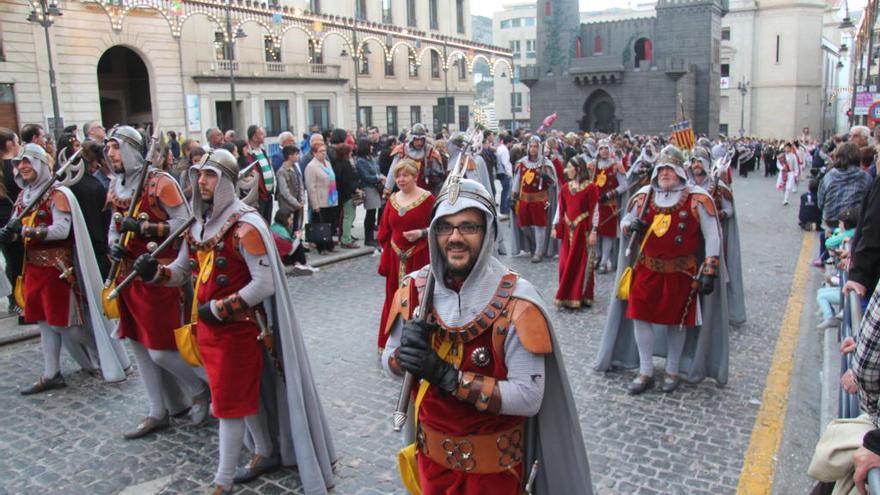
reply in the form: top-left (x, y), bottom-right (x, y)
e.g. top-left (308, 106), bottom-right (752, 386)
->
top-left (0, 0), bottom-right (512, 141)
top-left (523, 0), bottom-right (725, 135)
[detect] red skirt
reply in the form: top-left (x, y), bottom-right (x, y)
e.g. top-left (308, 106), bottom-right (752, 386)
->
top-left (23, 264), bottom-right (73, 327)
top-left (516, 200), bottom-right (548, 227)
top-left (118, 279), bottom-right (182, 350)
top-left (417, 454), bottom-right (522, 495)
top-left (555, 233), bottom-right (595, 306)
top-left (196, 319), bottom-right (263, 418)
top-left (626, 267), bottom-right (698, 326)
top-left (597, 203), bottom-right (618, 237)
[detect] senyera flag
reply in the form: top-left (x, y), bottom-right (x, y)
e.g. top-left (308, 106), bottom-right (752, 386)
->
top-left (537, 112), bottom-right (558, 132)
top-left (670, 120), bottom-right (695, 150)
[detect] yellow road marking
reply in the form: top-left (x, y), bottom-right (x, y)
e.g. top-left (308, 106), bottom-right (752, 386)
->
top-left (736, 233), bottom-right (813, 495)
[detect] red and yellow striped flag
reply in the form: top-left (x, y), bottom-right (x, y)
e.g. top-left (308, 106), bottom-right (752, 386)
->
top-left (670, 120), bottom-right (695, 150)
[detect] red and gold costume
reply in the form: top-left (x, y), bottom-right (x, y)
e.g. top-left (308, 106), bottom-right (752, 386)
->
top-left (554, 180), bottom-right (600, 308)
top-left (110, 171), bottom-right (184, 350)
top-left (17, 189), bottom-right (77, 326)
top-left (514, 159), bottom-right (554, 228)
top-left (625, 188), bottom-right (717, 326)
top-left (376, 191), bottom-right (433, 349)
top-left (185, 212), bottom-right (265, 418)
top-left (594, 161), bottom-right (626, 238)
top-left (385, 271), bottom-right (553, 495)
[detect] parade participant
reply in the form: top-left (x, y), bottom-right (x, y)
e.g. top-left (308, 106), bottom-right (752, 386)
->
top-left (447, 131), bottom-right (493, 194)
top-left (384, 123), bottom-right (445, 195)
top-left (778, 142), bottom-right (799, 205)
top-left (510, 136), bottom-right (558, 263)
top-left (377, 159), bottom-right (433, 352)
top-left (62, 143), bottom-right (111, 278)
top-left (591, 138), bottom-right (627, 273)
top-left (382, 177), bottom-right (594, 494)
top-left (132, 148), bottom-right (335, 494)
top-left (688, 147), bottom-right (747, 326)
top-left (105, 126), bottom-right (210, 438)
top-left (0, 144), bottom-right (128, 394)
top-left (595, 145), bottom-right (729, 394)
top-left (552, 156), bottom-right (600, 308)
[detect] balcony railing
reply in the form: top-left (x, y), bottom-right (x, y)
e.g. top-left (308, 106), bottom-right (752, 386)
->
top-left (200, 61), bottom-right (342, 79)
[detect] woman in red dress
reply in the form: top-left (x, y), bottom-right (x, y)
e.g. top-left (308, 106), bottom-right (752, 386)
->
top-left (553, 156), bottom-right (600, 308)
top-left (376, 159), bottom-right (434, 351)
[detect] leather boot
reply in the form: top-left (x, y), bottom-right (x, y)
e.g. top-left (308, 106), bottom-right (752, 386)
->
top-left (204, 485), bottom-right (234, 495)
top-left (627, 375), bottom-right (655, 395)
top-left (233, 453), bottom-right (280, 484)
top-left (20, 372), bottom-right (66, 396)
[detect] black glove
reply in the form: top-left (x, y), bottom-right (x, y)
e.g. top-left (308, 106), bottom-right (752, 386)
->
top-left (132, 254), bottom-right (159, 281)
top-left (698, 273), bottom-right (715, 295)
top-left (0, 223), bottom-right (19, 244)
top-left (628, 218), bottom-right (647, 234)
top-left (397, 320), bottom-right (458, 392)
top-left (198, 302), bottom-right (223, 325)
top-left (119, 216), bottom-right (143, 235)
top-left (600, 191), bottom-right (616, 203)
top-left (109, 243), bottom-right (130, 262)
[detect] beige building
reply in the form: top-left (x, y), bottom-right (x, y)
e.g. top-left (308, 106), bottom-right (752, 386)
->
top-left (0, 0), bottom-right (512, 142)
top-left (719, 0), bottom-right (847, 139)
top-left (492, 0), bottom-right (536, 130)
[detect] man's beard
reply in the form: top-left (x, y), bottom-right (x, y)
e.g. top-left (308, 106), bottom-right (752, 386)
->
top-left (444, 241), bottom-right (478, 278)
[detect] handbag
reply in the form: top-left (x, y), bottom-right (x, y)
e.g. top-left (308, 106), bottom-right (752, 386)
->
top-left (174, 250), bottom-right (214, 367)
top-left (305, 222), bottom-right (333, 244)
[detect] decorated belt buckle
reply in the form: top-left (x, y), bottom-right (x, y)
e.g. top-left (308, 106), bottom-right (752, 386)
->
top-left (442, 437), bottom-right (476, 472)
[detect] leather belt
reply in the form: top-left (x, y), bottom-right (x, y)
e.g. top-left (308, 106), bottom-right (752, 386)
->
top-left (26, 247), bottom-right (72, 268)
top-left (519, 190), bottom-right (548, 203)
top-left (417, 421), bottom-right (525, 474)
top-left (638, 253), bottom-right (697, 274)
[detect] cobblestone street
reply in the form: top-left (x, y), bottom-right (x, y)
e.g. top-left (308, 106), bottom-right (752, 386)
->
top-left (0, 175), bottom-right (811, 494)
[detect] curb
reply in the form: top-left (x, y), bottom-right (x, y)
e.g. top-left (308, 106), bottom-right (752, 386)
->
top-left (0, 326), bottom-right (39, 346)
top-left (310, 247), bottom-right (376, 268)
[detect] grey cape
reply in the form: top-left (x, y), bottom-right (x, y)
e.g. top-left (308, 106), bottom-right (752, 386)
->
top-left (722, 191), bottom-right (747, 326)
top-left (594, 188), bottom-right (730, 385)
top-left (240, 212), bottom-right (337, 495)
top-left (507, 158), bottom-right (559, 258)
top-left (57, 186), bottom-right (131, 382)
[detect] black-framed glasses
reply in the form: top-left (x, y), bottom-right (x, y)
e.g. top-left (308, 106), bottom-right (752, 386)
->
top-left (435, 222), bottom-right (485, 237)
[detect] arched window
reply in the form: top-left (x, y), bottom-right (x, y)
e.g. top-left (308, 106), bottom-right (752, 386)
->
top-left (575, 37), bottom-right (583, 58)
top-left (594, 35), bottom-right (603, 55)
top-left (635, 38), bottom-right (653, 66)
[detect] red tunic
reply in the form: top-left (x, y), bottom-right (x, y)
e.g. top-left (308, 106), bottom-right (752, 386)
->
top-left (626, 191), bottom-right (701, 326)
top-left (416, 311), bottom-right (525, 494)
top-left (376, 191), bottom-right (433, 349)
top-left (17, 189), bottom-right (76, 327)
top-left (110, 172), bottom-right (183, 350)
top-left (515, 160), bottom-right (553, 227)
top-left (595, 163), bottom-right (624, 237)
top-left (554, 181), bottom-right (600, 308)
top-left (193, 222), bottom-right (264, 418)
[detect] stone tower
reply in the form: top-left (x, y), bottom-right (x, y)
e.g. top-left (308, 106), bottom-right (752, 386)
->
top-left (653, 0), bottom-right (726, 134)
top-left (535, 0), bottom-right (581, 75)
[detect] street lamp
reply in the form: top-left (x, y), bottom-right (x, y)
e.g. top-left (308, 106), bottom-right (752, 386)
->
top-left (340, 25), bottom-right (366, 130)
top-left (737, 77), bottom-right (750, 137)
top-left (225, 0), bottom-right (247, 136)
top-left (27, 0), bottom-right (63, 137)
top-left (442, 40), bottom-right (451, 131)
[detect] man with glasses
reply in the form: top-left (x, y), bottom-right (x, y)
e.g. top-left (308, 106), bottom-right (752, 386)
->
top-left (381, 177), bottom-right (593, 494)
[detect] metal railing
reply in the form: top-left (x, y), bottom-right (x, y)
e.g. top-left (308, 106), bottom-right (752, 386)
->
top-left (839, 272), bottom-right (862, 419)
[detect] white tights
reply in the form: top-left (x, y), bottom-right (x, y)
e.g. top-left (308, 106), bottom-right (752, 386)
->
top-left (214, 414), bottom-right (272, 488)
top-left (39, 322), bottom-right (94, 378)
top-left (633, 320), bottom-right (688, 376)
top-left (130, 341), bottom-right (208, 419)
top-left (600, 236), bottom-right (614, 265)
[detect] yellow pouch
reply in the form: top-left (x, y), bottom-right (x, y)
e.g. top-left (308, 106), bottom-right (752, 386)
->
top-left (102, 200), bottom-right (142, 319)
top-left (396, 338), bottom-right (460, 495)
top-left (616, 226), bottom-right (653, 301)
top-left (174, 249), bottom-right (214, 368)
top-left (14, 210), bottom-right (39, 311)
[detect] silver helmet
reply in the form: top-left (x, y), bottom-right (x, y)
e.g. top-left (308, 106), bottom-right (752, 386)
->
top-left (690, 146), bottom-right (711, 170)
top-left (106, 125), bottom-right (145, 155)
top-left (651, 144), bottom-right (688, 182)
top-left (194, 149), bottom-right (239, 186)
top-left (410, 123), bottom-right (428, 139)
